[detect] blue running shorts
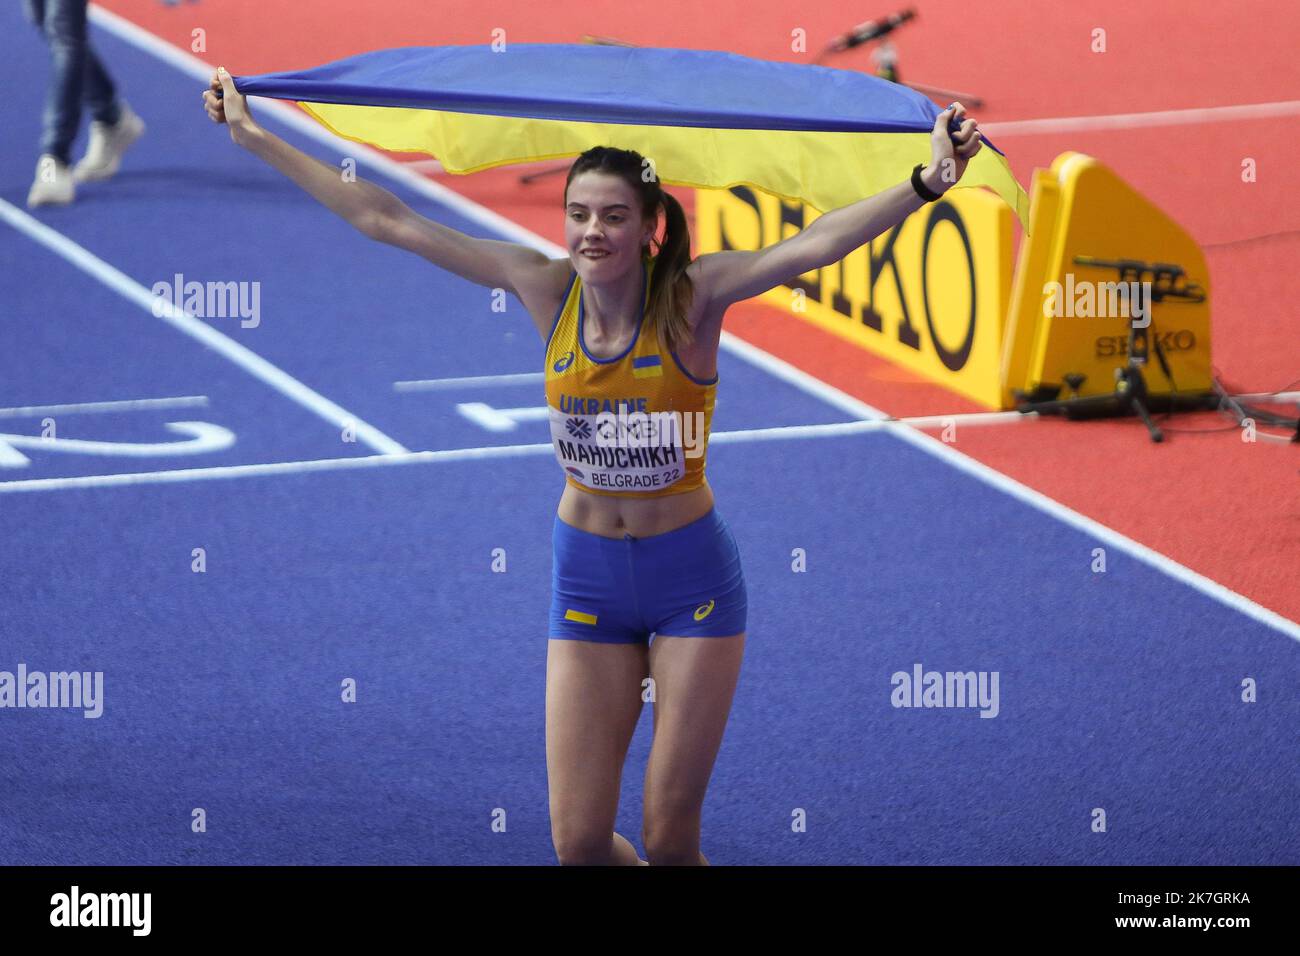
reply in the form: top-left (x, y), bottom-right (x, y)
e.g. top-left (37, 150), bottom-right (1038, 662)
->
top-left (549, 506), bottom-right (748, 644)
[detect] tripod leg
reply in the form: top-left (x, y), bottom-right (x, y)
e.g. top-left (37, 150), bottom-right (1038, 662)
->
top-left (1131, 396), bottom-right (1164, 443)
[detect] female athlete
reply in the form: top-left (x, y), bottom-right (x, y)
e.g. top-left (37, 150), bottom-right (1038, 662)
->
top-left (203, 66), bottom-right (983, 865)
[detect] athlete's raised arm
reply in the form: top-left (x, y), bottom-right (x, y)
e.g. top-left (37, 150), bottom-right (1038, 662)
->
top-left (202, 67), bottom-right (551, 300)
top-left (691, 103), bottom-right (983, 314)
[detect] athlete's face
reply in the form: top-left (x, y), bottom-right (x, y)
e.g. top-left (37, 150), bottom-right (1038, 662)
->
top-left (564, 172), bottom-right (654, 280)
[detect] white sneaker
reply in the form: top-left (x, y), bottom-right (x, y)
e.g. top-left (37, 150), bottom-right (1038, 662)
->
top-left (26, 154), bottom-right (76, 208)
top-left (72, 102), bottom-right (146, 183)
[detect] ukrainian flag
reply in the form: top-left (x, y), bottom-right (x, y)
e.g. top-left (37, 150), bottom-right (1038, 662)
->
top-left (632, 355), bottom-right (663, 379)
top-left (233, 44), bottom-right (1029, 231)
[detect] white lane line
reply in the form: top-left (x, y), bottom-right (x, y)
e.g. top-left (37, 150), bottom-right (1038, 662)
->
top-left (446, 403), bottom-right (1031, 434)
top-left (0, 414), bottom-right (1017, 490)
top-left (0, 199), bottom-right (408, 456)
top-left (455, 404), bottom-right (551, 431)
top-left (0, 412), bottom-right (1033, 484)
top-left (394, 372), bottom-right (545, 391)
top-left (0, 422), bottom-right (235, 465)
top-left (0, 395), bottom-right (209, 419)
top-left (75, 5), bottom-right (1300, 640)
top-left (982, 100), bottom-right (1300, 136)
top-left (711, 412), bottom-right (1035, 442)
top-left (396, 373), bottom-right (1298, 407)
top-left (1234, 391), bottom-right (1300, 404)
top-left (0, 446), bottom-right (551, 493)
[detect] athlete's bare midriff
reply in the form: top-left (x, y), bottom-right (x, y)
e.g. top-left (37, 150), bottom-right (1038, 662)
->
top-left (536, 256), bottom-right (720, 540)
top-left (558, 480), bottom-right (715, 539)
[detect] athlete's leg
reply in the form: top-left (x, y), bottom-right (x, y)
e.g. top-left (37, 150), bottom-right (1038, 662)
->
top-left (546, 638), bottom-right (649, 865)
top-left (642, 632), bottom-right (746, 866)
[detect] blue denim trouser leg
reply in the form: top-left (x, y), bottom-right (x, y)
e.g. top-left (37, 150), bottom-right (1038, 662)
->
top-left (24, 0), bottom-right (121, 165)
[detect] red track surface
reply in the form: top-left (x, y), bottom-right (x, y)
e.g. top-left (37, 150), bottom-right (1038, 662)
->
top-left (99, 0), bottom-right (1300, 624)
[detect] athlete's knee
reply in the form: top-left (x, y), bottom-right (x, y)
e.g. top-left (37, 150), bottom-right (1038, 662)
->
top-left (642, 812), bottom-right (701, 865)
top-left (551, 826), bottom-right (615, 866)
top-left (643, 835), bottom-right (703, 866)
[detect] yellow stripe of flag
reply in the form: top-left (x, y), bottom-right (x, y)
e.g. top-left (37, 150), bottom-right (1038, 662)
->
top-left (296, 103), bottom-right (1030, 231)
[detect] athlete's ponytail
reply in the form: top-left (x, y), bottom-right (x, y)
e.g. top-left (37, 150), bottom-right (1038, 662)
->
top-left (649, 186), bottom-right (695, 352)
top-left (564, 146), bottom-right (696, 353)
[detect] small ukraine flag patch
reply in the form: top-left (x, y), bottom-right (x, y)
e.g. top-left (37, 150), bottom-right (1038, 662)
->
top-left (564, 608), bottom-right (598, 626)
top-left (632, 354), bottom-right (663, 378)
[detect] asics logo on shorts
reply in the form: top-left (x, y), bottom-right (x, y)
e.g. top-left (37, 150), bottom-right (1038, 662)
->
top-left (693, 599), bottom-right (715, 621)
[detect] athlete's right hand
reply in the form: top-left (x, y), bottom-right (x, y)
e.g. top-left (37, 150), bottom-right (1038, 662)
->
top-left (203, 67), bottom-right (258, 144)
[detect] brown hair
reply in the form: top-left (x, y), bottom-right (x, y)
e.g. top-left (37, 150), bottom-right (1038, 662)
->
top-left (564, 146), bottom-right (695, 352)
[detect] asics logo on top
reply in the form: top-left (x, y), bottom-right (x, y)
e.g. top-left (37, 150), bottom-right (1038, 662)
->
top-left (553, 350), bottom-right (575, 372)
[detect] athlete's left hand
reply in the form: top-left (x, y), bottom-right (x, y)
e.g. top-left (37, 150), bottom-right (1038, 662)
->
top-left (921, 102), bottom-right (983, 195)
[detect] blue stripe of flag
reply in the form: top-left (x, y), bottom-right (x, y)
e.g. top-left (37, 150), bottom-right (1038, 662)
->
top-left (633, 355), bottom-right (662, 368)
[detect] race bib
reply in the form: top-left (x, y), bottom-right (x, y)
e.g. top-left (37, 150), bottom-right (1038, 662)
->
top-left (549, 405), bottom-right (686, 492)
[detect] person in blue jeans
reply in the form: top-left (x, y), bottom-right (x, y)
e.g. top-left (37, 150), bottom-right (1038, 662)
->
top-left (24, 0), bottom-right (145, 208)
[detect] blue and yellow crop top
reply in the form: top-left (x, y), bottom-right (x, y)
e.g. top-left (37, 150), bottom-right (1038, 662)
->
top-left (543, 254), bottom-right (717, 498)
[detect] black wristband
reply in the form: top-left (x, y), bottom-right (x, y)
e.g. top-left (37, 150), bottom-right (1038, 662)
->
top-left (911, 163), bottom-right (943, 202)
